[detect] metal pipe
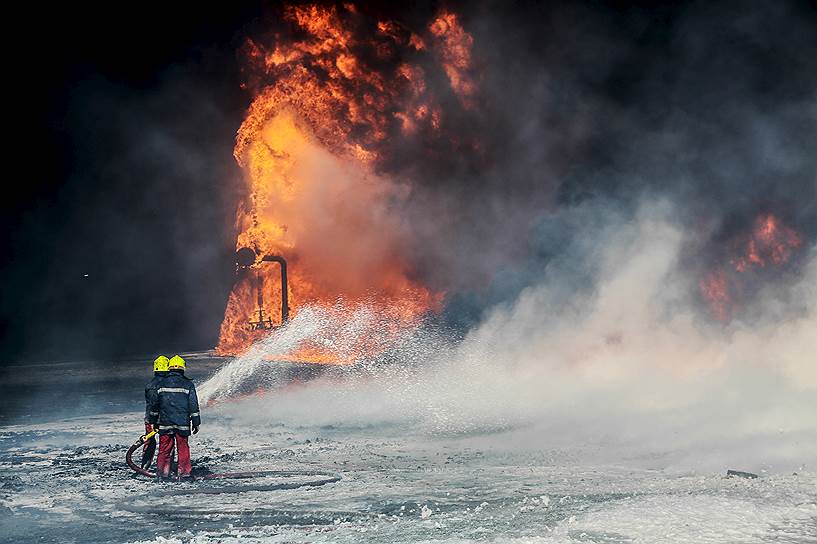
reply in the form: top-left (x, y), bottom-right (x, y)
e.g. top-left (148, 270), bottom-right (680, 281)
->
top-left (255, 268), bottom-right (265, 328)
top-left (234, 248), bottom-right (289, 329)
top-left (261, 255), bottom-right (289, 323)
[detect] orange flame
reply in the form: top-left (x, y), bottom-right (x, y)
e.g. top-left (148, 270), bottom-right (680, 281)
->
top-left (700, 213), bottom-right (803, 321)
top-left (217, 4), bottom-right (475, 359)
top-left (429, 10), bottom-right (477, 109)
top-left (731, 214), bottom-right (802, 272)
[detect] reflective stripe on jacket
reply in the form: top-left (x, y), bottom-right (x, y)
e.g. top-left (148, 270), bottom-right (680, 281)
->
top-left (148, 370), bottom-right (201, 436)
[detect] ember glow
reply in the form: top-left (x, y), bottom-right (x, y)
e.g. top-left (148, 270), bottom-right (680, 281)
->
top-left (699, 269), bottom-right (731, 322)
top-left (700, 213), bottom-right (804, 321)
top-left (429, 10), bottom-right (477, 109)
top-left (731, 214), bottom-right (802, 272)
top-left (216, 4), bottom-right (474, 358)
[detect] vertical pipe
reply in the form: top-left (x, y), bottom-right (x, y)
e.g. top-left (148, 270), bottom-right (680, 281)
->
top-left (256, 268), bottom-right (265, 328)
top-left (279, 259), bottom-right (289, 322)
top-left (261, 255), bottom-right (289, 324)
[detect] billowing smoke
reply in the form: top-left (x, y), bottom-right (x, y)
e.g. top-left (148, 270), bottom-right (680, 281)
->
top-left (201, 1), bottom-right (817, 471)
top-left (232, 1), bottom-right (816, 329)
top-left (206, 201), bottom-right (817, 471)
top-left (401, 0), bottom-right (817, 318)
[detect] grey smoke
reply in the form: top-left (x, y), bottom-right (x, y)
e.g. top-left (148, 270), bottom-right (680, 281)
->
top-left (196, 1), bottom-right (817, 475)
top-left (395, 0), bottom-right (817, 322)
top-left (212, 199), bottom-right (817, 472)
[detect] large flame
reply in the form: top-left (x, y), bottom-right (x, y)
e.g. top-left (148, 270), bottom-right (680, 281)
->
top-left (217, 4), bottom-right (474, 359)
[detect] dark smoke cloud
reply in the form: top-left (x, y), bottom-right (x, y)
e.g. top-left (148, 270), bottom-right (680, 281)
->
top-left (389, 0), bottom-right (817, 325)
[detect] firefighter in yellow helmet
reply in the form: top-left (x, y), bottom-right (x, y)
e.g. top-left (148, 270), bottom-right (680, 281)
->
top-left (141, 355), bottom-right (169, 468)
top-left (150, 354), bottom-right (201, 480)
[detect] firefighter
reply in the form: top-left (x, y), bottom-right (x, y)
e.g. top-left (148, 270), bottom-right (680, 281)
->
top-left (150, 354), bottom-right (201, 480)
top-left (142, 355), bottom-right (169, 468)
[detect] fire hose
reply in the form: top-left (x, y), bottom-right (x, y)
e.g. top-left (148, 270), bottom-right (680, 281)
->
top-left (125, 430), bottom-right (342, 487)
top-left (125, 429), bottom-right (161, 478)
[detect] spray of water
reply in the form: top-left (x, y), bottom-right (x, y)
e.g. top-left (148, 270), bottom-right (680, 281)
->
top-left (199, 302), bottom-right (436, 404)
top-left (201, 201), bottom-right (817, 470)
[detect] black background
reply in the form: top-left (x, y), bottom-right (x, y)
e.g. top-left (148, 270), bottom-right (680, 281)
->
top-left (1, 3), bottom-right (266, 361)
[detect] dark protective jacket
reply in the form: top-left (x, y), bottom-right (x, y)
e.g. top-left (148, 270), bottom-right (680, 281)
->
top-left (144, 372), bottom-right (167, 424)
top-left (148, 370), bottom-right (201, 436)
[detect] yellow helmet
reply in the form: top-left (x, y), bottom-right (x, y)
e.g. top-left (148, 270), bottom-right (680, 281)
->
top-left (153, 355), bottom-right (170, 373)
top-left (168, 355), bottom-right (186, 371)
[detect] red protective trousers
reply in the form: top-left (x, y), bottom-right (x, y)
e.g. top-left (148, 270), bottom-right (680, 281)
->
top-left (157, 432), bottom-right (191, 477)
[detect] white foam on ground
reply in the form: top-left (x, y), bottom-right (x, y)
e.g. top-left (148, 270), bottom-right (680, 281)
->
top-left (557, 493), bottom-right (817, 544)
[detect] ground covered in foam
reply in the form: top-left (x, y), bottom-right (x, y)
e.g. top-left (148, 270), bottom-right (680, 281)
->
top-left (1, 403), bottom-right (815, 544)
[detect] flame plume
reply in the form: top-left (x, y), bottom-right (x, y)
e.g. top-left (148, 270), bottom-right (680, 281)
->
top-left (217, 4), bottom-right (475, 359)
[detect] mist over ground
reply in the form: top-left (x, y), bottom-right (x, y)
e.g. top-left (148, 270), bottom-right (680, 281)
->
top-left (202, 199), bottom-right (817, 473)
top-left (195, 0), bottom-right (817, 473)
